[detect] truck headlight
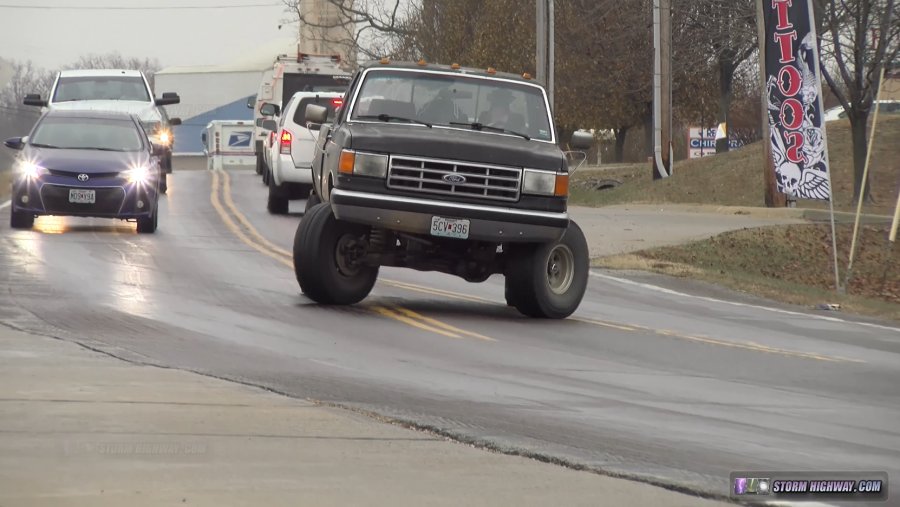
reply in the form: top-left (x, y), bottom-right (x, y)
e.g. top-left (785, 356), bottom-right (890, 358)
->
top-left (339, 150), bottom-right (388, 178)
top-left (523, 169), bottom-right (568, 197)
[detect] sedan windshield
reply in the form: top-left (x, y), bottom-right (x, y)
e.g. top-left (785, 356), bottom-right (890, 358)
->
top-left (53, 76), bottom-right (151, 102)
top-left (31, 117), bottom-right (144, 152)
top-left (350, 69), bottom-right (554, 141)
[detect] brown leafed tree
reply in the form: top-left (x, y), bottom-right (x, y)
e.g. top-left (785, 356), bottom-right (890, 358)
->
top-left (813, 0), bottom-right (898, 202)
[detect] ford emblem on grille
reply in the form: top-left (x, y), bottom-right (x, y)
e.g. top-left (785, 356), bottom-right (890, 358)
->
top-left (77, 173), bottom-right (90, 182)
top-left (442, 173), bottom-right (466, 184)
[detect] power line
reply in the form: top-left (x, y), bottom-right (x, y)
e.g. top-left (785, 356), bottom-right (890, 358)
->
top-left (0, 2), bottom-right (281, 10)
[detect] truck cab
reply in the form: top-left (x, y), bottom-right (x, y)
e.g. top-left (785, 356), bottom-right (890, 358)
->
top-left (293, 60), bottom-right (594, 319)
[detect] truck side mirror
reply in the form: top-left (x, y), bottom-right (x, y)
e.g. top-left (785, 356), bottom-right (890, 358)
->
top-left (23, 94), bottom-right (46, 107)
top-left (155, 92), bottom-right (180, 106)
top-left (247, 95), bottom-right (256, 109)
top-left (169, 118), bottom-right (182, 126)
top-left (570, 131), bottom-right (594, 150)
top-left (261, 119), bottom-right (278, 132)
top-left (260, 103), bottom-right (279, 117)
top-left (305, 104), bottom-right (328, 125)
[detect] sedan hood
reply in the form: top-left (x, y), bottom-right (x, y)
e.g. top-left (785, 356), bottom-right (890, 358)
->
top-left (346, 123), bottom-right (565, 172)
top-left (25, 146), bottom-right (148, 173)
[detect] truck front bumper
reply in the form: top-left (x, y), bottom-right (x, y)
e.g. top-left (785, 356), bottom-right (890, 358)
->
top-left (330, 189), bottom-right (568, 243)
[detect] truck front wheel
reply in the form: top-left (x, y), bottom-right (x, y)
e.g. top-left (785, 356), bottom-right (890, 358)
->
top-left (505, 221), bottom-right (589, 319)
top-left (293, 203), bottom-right (379, 305)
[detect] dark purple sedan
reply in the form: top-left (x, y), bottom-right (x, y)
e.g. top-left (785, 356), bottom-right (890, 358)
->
top-left (4, 110), bottom-right (163, 233)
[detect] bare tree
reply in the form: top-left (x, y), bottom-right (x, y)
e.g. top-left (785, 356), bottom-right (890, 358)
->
top-left (0, 60), bottom-right (55, 110)
top-left (814, 0), bottom-right (898, 202)
top-left (675, 0), bottom-right (758, 153)
top-left (63, 52), bottom-right (162, 89)
top-left (282, 0), bottom-right (419, 61)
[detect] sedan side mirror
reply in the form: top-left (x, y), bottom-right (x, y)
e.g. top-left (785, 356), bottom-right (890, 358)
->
top-left (23, 94), bottom-right (46, 107)
top-left (570, 131), bottom-right (594, 150)
top-left (3, 136), bottom-right (25, 150)
top-left (261, 119), bottom-right (278, 132)
top-left (259, 102), bottom-right (279, 117)
top-left (169, 118), bottom-right (182, 126)
top-left (305, 104), bottom-right (328, 125)
top-left (155, 92), bottom-right (181, 106)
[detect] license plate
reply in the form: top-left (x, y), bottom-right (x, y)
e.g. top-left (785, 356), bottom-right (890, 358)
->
top-left (430, 216), bottom-right (470, 239)
top-left (68, 189), bottom-right (96, 204)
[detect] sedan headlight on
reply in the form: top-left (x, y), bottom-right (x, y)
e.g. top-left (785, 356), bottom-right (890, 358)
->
top-left (158, 131), bottom-right (171, 145)
top-left (338, 150), bottom-right (389, 178)
top-left (14, 160), bottom-right (48, 179)
top-left (121, 165), bottom-right (152, 184)
top-left (523, 169), bottom-right (569, 197)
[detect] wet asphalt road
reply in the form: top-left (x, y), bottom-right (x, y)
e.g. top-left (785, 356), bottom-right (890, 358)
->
top-left (1, 164), bottom-right (898, 502)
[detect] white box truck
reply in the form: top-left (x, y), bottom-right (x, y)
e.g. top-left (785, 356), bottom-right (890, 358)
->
top-left (248, 51), bottom-right (352, 176)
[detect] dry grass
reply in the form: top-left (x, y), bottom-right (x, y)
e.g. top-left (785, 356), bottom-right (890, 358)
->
top-left (0, 170), bottom-right (9, 201)
top-left (572, 115), bottom-right (900, 215)
top-left (596, 223), bottom-right (900, 321)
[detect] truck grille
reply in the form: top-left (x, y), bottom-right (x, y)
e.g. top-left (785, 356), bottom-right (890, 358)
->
top-left (387, 155), bottom-right (521, 202)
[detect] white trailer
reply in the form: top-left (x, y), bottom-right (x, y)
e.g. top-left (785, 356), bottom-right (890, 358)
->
top-left (250, 51), bottom-right (352, 174)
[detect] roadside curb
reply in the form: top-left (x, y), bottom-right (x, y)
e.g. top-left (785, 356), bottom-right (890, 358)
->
top-left (573, 203), bottom-right (892, 223)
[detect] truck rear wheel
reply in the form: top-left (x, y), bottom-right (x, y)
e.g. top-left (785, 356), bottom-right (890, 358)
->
top-left (293, 202), bottom-right (378, 305)
top-left (505, 221), bottom-right (589, 319)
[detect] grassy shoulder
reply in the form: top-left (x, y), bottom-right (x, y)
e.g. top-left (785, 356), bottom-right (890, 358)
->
top-left (0, 169), bottom-right (9, 202)
top-left (595, 223), bottom-right (900, 321)
top-left (572, 116), bottom-right (900, 215)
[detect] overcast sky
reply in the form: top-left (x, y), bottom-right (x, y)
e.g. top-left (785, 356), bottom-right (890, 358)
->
top-left (0, 1), bottom-right (291, 70)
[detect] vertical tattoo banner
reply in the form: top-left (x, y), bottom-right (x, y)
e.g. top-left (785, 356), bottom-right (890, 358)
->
top-left (763, 0), bottom-right (832, 200)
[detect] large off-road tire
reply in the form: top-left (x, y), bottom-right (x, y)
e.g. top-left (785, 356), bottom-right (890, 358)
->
top-left (505, 221), bottom-right (589, 319)
top-left (267, 171), bottom-right (289, 215)
top-left (293, 202), bottom-right (378, 305)
top-left (10, 210), bottom-right (34, 229)
top-left (303, 188), bottom-right (321, 214)
top-left (136, 201), bottom-right (158, 234)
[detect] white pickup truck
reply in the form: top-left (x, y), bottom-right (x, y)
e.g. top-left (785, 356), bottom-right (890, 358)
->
top-left (258, 91), bottom-right (344, 214)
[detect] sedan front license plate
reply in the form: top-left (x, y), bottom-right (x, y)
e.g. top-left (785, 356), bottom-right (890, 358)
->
top-left (430, 216), bottom-right (470, 239)
top-left (68, 189), bottom-right (96, 204)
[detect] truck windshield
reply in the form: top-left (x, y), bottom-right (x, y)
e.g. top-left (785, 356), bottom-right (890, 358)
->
top-left (53, 76), bottom-right (151, 103)
top-left (31, 117), bottom-right (144, 152)
top-left (350, 70), bottom-right (554, 142)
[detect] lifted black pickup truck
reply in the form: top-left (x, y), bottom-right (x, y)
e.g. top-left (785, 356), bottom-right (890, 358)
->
top-left (295, 60), bottom-right (594, 318)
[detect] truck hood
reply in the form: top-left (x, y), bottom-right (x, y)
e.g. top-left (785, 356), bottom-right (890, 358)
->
top-left (24, 146), bottom-right (150, 173)
top-left (48, 100), bottom-right (157, 119)
top-left (346, 123), bottom-right (565, 172)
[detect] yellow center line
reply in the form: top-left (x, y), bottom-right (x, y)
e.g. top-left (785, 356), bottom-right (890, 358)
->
top-left (209, 168), bottom-right (493, 342)
top-left (219, 169), bottom-right (294, 258)
top-left (370, 305), bottom-right (462, 339)
top-left (210, 170), bottom-right (294, 268)
top-left (571, 317), bottom-right (637, 331)
top-left (382, 279), bottom-right (499, 305)
top-left (391, 306), bottom-right (496, 342)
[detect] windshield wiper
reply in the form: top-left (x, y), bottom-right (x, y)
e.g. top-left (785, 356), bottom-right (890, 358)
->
top-left (358, 114), bottom-right (432, 128)
top-left (449, 121), bottom-right (531, 140)
top-left (29, 142), bottom-right (60, 149)
top-left (59, 146), bottom-right (129, 152)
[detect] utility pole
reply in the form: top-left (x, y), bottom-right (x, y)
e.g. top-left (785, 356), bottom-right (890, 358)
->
top-left (536, 0), bottom-right (554, 109)
top-left (652, 0), bottom-right (673, 179)
top-left (536, 0), bottom-right (547, 86)
top-left (756, 0), bottom-right (786, 207)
